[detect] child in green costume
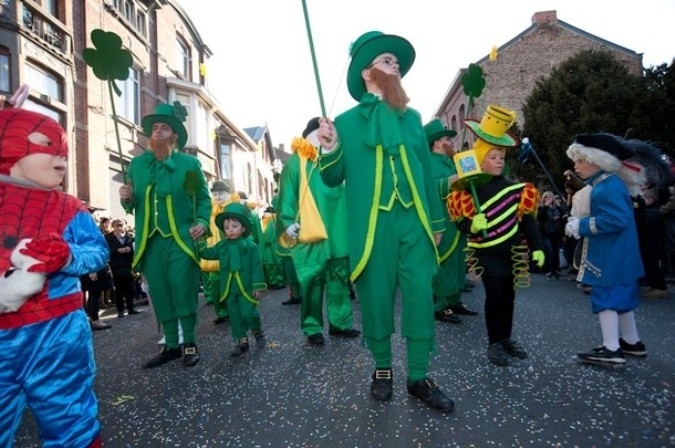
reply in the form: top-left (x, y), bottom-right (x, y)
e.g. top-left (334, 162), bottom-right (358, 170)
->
top-left (198, 202), bottom-right (267, 357)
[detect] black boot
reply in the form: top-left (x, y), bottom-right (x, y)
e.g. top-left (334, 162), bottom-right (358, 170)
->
top-left (142, 346), bottom-right (182, 369)
top-left (370, 369), bottom-right (393, 401)
top-left (407, 377), bottom-right (454, 412)
top-left (182, 343), bottom-right (200, 367)
top-left (230, 340), bottom-right (249, 357)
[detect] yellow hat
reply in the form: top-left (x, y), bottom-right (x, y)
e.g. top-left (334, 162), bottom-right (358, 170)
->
top-left (465, 105), bottom-right (518, 149)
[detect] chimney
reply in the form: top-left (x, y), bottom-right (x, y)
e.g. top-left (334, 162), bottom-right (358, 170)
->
top-left (532, 10), bottom-right (558, 25)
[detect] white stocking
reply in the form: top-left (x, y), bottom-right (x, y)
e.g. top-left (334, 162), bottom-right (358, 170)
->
top-left (598, 310), bottom-right (620, 351)
top-left (618, 311), bottom-right (640, 344)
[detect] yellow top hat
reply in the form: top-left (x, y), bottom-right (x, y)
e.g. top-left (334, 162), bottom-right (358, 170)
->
top-left (464, 105), bottom-right (518, 148)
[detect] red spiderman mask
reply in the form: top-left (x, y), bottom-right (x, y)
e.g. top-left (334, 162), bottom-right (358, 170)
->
top-left (0, 108), bottom-right (68, 175)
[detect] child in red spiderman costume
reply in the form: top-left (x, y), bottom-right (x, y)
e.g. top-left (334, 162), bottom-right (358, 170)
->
top-left (0, 88), bottom-right (109, 448)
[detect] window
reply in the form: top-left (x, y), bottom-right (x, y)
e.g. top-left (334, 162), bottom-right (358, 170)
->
top-left (219, 143), bottom-right (231, 181)
top-left (458, 104), bottom-right (466, 124)
top-left (135, 11), bottom-right (146, 36)
top-left (124, 0), bottom-right (134, 21)
top-left (25, 62), bottom-right (63, 102)
top-left (195, 101), bottom-right (208, 150)
top-left (176, 37), bottom-right (190, 80)
top-left (0, 51), bottom-right (9, 93)
top-left (115, 67), bottom-right (140, 124)
top-left (24, 98), bottom-right (63, 124)
top-left (42, 0), bottom-right (56, 16)
top-left (450, 115), bottom-right (457, 132)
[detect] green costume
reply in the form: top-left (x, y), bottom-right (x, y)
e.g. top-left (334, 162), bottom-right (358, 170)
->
top-left (201, 198), bottom-right (229, 320)
top-left (198, 203), bottom-right (267, 344)
top-left (425, 119), bottom-right (468, 318)
top-left (277, 130), bottom-right (355, 338)
top-left (122, 104), bottom-right (211, 355)
top-left (261, 213), bottom-right (285, 288)
top-left (320, 95), bottom-right (443, 380)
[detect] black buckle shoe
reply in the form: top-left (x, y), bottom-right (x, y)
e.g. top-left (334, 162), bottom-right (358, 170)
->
top-left (213, 316), bottom-right (229, 325)
top-left (435, 310), bottom-right (462, 324)
top-left (182, 343), bottom-right (200, 367)
top-left (253, 331), bottom-right (266, 349)
top-left (282, 297), bottom-right (302, 305)
top-left (407, 378), bottom-right (454, 412)
top-left (450, 304), bottom-right (479, 316)
top-left (142, 347), bottom-right (182, 369)
top-left (230, 342), bottom-right (250, 357)
top-left (371, 369), bottom-right (393, 401)
top-left (329, 328), bottom-right (361, 338)
top-left (307, 333), bottom-right (325, 345)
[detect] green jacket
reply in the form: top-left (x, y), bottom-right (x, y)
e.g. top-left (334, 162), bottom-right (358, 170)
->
top-left (121, 150), bottom-right (211, 269)
top-left (429, 152), bottom-right (462, 262)
top-left (198, 237), bottom-right (266, 305)
top-left (319, 97), bottom-right (443, 280)
top-left (277, 152), bottom-right (349, 259)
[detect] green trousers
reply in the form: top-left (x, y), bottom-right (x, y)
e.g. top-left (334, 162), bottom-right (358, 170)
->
top-left (202, 271), bottom-right (228, 318)
top-left (357, 202), bottom-right (436, 378)
top-left (226, 293), bottom-right (261, 341)
top-left (299, 256), bottom-right (353, 336)
top-left (142, 235), bottom-right (200, 348)
top-left (433, 237), bottom-right (467, 312)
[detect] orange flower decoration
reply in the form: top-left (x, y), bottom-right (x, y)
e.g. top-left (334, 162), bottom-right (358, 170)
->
top-left (518, 183), bottom-right (540, 218)
top-left (447, 190), bottom-right (476, 220)
top-left (291, 137), bottom-right (318, 162)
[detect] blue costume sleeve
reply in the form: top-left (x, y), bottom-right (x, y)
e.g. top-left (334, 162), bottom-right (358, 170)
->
top-left (61, 210), bottom-right (110, 276)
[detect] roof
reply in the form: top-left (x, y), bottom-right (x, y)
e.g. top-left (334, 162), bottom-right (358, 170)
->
top-left (244, 125), bottom-right (268, 143)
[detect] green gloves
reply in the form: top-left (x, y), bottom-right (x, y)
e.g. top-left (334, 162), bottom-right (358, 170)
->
top-left (470, 214), bottom-right (488, 234)
top-left (532, 250), bottom-right (545, 268)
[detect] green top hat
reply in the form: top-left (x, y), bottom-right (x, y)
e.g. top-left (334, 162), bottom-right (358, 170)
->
top-left (424, 119), bottom-right (457, 147)
top-left (347, 31), bottom-right (415, 101)
top-left (141, 101), bottom-right (188, 149)
top-left (302, 117), bottom-right (321, 138)
top-left (215, 202), bottom-right (252, 238)
top-left (464, 105), bottom-right (518, 148)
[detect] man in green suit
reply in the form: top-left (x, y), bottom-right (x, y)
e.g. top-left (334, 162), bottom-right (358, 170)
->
top-left (276, 117), bottom-right (360, 345)
top-left (317, 31), bottom-right (454, 412)
top-left (119, 102), bottom-right (211, 369)
top-left (424, 119), bottom-right (478, 324)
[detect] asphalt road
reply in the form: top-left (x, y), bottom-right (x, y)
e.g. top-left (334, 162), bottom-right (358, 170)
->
top-left (14, 272), bottom-right (675, 447)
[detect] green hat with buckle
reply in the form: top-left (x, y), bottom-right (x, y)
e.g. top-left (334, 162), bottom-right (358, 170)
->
top-left (346, 31), bottom-right (415, 102)
top-left (141, 101), bottom-right (188, 149)
top-left (215, 202), bottom-right (252, 237)
top-left (424, 119), bottom-right (457, 147)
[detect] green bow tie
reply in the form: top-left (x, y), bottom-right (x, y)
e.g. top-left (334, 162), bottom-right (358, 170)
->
top-left (141, 151), bottom-right (176, 197)
top-left (358, 93), bottom-right (404, 156)
top-left (221, 238), bottom-right (244, 272)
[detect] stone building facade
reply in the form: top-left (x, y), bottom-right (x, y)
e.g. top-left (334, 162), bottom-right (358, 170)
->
top-left (0, 0), bottom-right (278, 219)
top-left (435, 10), bottom-right (643, 146)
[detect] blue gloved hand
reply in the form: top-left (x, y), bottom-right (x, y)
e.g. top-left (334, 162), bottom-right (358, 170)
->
top-left (470, 214), bottom-right (488, 234)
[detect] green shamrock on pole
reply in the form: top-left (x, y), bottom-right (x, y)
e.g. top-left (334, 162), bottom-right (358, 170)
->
top-left (82, 29), bottom-right (133, 183)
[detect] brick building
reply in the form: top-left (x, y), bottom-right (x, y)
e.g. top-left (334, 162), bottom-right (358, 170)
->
top-left (434, 10), bottom-right (643, 146)
top-left (0, 0), bottom-right (278, 219)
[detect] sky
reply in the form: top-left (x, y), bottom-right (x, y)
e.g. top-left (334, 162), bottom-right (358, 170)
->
top-left (179, 0), bottom-right (675, 152)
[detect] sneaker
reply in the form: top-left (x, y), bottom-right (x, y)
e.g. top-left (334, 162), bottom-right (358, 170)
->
top-left (406, 378), bottom-right (454, 413)
top-left (487, 342), bottom-right (509, 366)
top-left (370, 369), bottom-right (393, 401)
top-left (253, 330), bottom-right (266, 349)
top-left (90, 320), bottom-right (111, 331)
top-left (502, 339), bottom-right (528, 359)
top-left (642, 288), bottom-right (668, 299)
top-left (577, 346), bottom-right (626, 364)
top-left (619, 338), bottom-right (647, 357)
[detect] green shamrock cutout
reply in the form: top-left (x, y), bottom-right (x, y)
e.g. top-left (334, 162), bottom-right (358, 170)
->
top-left (172, 101), bottom-right (188, 123)
top-left (461, 63), bottom-right (486, 107)
top-left (183, 170), bottom-right (201, 223)
top-left (82, 29), bottom-right (134, 183)
top-left (83, 29), bottom-right (133, 96)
